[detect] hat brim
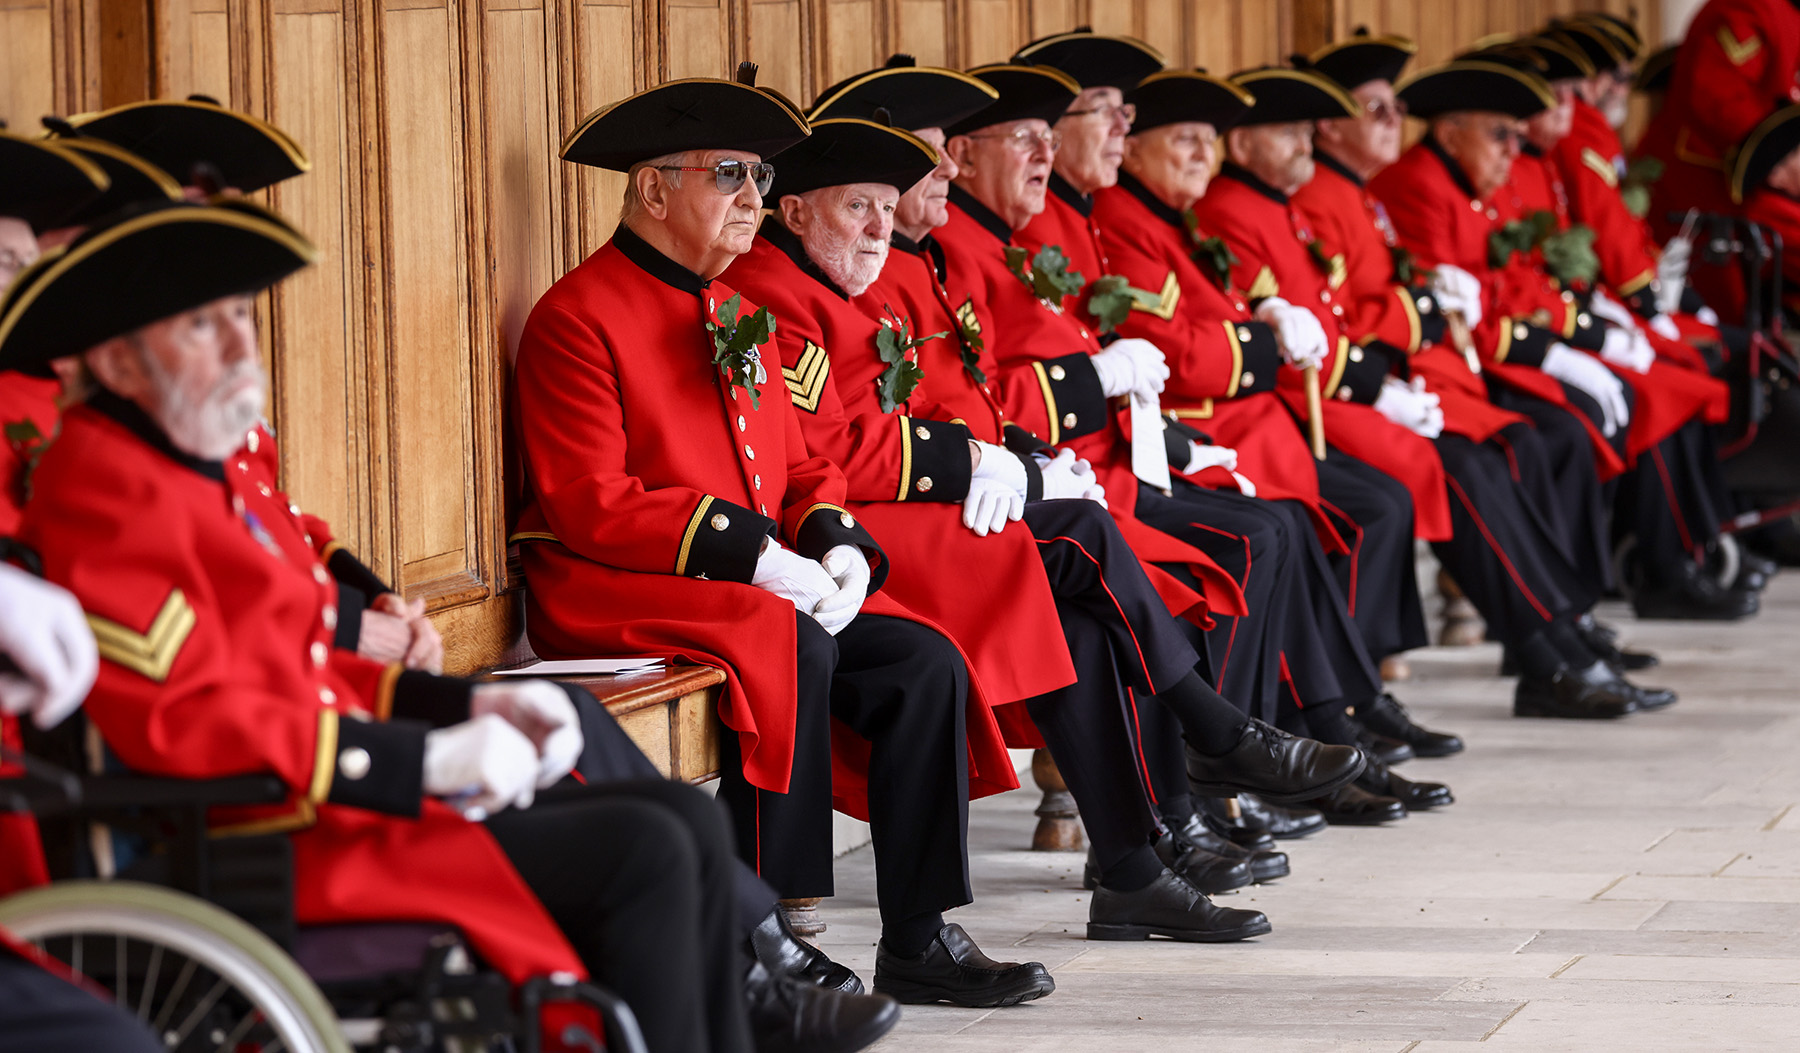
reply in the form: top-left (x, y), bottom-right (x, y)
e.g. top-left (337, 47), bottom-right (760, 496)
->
top-left (1306, 35), bottom-right (1417, 91)
top-left (1230, 69), bottom-right (1360, 124)
top-left (562, 78), bottom-right (811, 172)
top-left (49, 139), bottom-right (184, 228)
top-left (768, 119), bottom-right (940, 198)
top-left (70, 100), bottom-right (310, 193)
top-left (1732, 104), bottom-right (1800, 204)
top-left (808, 66), bottom-right (999, 131)
top-left (944, 65), bottom-right (1081, 136)
top-left (1396, 60), bottom-right (1557, 120)
top-left (1012, 32), bottom-right (1166, 91)
top-left (1127, 71), bottom-right (1256, 134)
top-left (0, 131), bottom-right (109, 233)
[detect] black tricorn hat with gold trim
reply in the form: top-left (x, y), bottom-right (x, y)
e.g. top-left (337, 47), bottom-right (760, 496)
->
top-left (1635, 44), bottom-right (1677, 94)
top-left (0, 201), bottom-right (318, 376)
top-left (1127, 70), bottom-right (1256, 134)
top-left (1012, 30), bottom-right (1165, 91)
top-left (39, 123), bottom-right (184, 228)
top-left (768, 118), bottom-right (940, 199)
top-left (1732, 104), bottom-right (1800, 203)
top-left (1546, 18), bottom-right (1631, 71)
top-left (562, 65), bottom-right (811, 171)
top-left (1303, 28), bottom-right (1416, 91)
top-left (0, 129), bottom-right (109, 233)
top-left (944, 64), bottom-right (1081, 136)
top-left (809, 55), bottom-right (999, 131)
top-left (69, 96), bottom-right (310, 193)
top-left (1477, 33), bottom-right (1596, 83)
top-left (1396, 60), bottom-right (1556, 120)
top-left (1559, 12), bottom-right (1641, 63)
top-left (1229, 68), bottom-right (1360, 125)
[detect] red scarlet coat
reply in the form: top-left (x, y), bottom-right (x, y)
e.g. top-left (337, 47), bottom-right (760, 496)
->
top-left (1742, 187), bottom-right (1800, 320)
top-left (1557, 100), bottom-right (1661, 301)
top-left (1191, 167), bottom-right (1452, 541)
top-left (1015, 174), bottom-right (1112, 328)
top-left (18, 399), bottom-right (582, 985)
top-left (1293, 155), bottom-right (1525, 444)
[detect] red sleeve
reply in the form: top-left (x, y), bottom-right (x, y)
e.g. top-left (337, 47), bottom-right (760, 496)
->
top-left (1682, 3), bottom-right (1793, 156)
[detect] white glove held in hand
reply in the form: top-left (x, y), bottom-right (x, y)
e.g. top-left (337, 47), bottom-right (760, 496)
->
top-left (1655, 234), bottom-right (1691, 315)
top-left (1428, 264), bottom-right (1484, 328)
top-left (1373, 376), bottom-right (1445, 438)
top-left (1648, 313), bottom-right (1681, 341)
top-left (1090, 338), bottom-right (1170, 399)
top-left (1542, 343), bottom-right (1630, 437)
top-left (0, 566), bottom-right (98, 730)
top-left (1587, 288), bottom-right (1637, 330)
top-left (471, 680), bottom-right (584, 788)
top-left (1035, 448), bottom-right (1107, 506)
top-left (752, 539), bottom-right (839, 618)
top-left (423, 713), bottom-right (540, 820)
top-left (970, 441), bottom-right (1027, 496)
top-left (1180, 442), bottom-right (1238, 475)
top-left (1695, 305), bottom-right (1720, 327)
top-left (1255, 297), bottom-right (1330, 370)
top-left (812, 545), bottom-right (870, 636)
top-left (1599, 326), bottom-right (1655, 374)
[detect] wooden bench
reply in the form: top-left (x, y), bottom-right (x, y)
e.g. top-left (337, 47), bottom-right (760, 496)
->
top-left (563, 664), bottom-right (726, 783)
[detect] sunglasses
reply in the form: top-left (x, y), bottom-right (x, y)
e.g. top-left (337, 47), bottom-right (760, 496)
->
top-left (656, 159), bottom-right (776, 196)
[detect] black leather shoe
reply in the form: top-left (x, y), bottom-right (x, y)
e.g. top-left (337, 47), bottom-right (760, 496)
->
top-left (1356, 693), bottom-right (1465, 757)
top-left (1354, 722), bottom-right (1415, 765)
top-left (751, 907), bottom-right (864, 994)
top-left (1355, 752), bottom-right (1453, 810)
top-left (1194, 797), bottom-right (1280, 850)
top-left (1619, 676), bottom-right (1679, 712)
top-left (874, 924), bottom-right (1054, 1008)
top-left (1087, 868), bottom-right (1272, 942)
top-left (1736, 549), bottom-right (1778, 592)
top-left (1306, 783), bottom-right (1406, 825)
top-left (745, 961), bottom-right (899, 1053)
top-left (1574, 614), bottom-right (1659, 672)
top-left (1186, 719), bottom-right (1366, 803)
top-left (1236, 794), bottom-right (1329, 840)
top-left (1513, 661), bottom-right (1635, 719)
top-left (1085, 839), bottom-right (1252, 894)
top-left (1157, 824), bottom-right (1290, 884)
top-left (1634, 562), bottom-right (1759, 621)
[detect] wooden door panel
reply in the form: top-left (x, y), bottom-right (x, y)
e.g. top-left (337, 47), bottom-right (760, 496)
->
top-left (747, 0), bottom-right (807, 101)
top-left (893, 0), bottom-right (949, 66)
top-left (963, 0), bottom-right (1018, 66)
top-left (0, 2), bottom-right (56, 128)
top-left (820, 0), bottom-right (880, 90)
top-left (572, 0), bottom-right (640, 256)
top-left (666, 0), bottom-right (733, 79)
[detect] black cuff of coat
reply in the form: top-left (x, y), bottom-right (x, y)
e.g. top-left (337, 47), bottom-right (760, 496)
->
top-left (792, 505), bottom-right (890, 594)
top-left (679, 497), bottom-right (773, 584)
top-left (326, 717), bottom-right (428, 818)
top-left (1235, 323), bottom-right (1283, 395)
top-left (898, 417), bottom-right (973, 501)
top-left (1497, 320), bottom-right (1554, 368)
top-left (1017, 451), bottom-right (1044, 503)
top-left (1679, 283), bottom-right (1707, 317)
top-left (1565, 309), bottom-right (1607, 352)
top-left (1623, 285), bottom-right (1659, 319)
top-left (1415, 297), bottom-right (1448, 346)
top-left (326, 547), bottom-right (391, 599)
top-left (1002, 422), bottom-right (1054, 459)
top-left (1036, 353), bottom-right (1108, 443)
top-left (1335, 342), bottom-right (1395, 405)
top-left (1164, 424), bottom-right (1192, 469)
top-left (389, 670), bottom-right (474, 728)
top-left (333, 583), bottom-right (366, 651)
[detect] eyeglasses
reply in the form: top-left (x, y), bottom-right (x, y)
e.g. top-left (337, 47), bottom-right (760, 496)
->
top-left (1362, 98), bottom-right (1408, 123)
top-left (967, 126), bottom-right (1063, 152)
top-left (1064, 101), bottom-right (1137, 126)
top-left (655, 159), bottom-right (776, 196)
top-left (1484, 124), bottom-right (1523, 147)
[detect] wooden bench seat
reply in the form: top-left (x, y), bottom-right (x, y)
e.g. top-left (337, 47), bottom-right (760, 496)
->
top-left (487, 663), bottom-right (727, 784)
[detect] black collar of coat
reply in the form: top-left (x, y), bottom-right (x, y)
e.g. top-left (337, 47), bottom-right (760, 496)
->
top-left (612, 222), bottom-right (712, 295)
top-left (1521, 141), bottom-right (1545, 159)
top-left (1314, 150), bottom-right (1364, 188)
top-left (1049, 171), bottom-right (1093, 217)
top-left (1422, 135), bottom-right (1481, 201)
top-left (88, 387), bottom-right (227, 482)
top-left (1218, 161), bottom-right (1289, 205)
top-left (1116, 169), bottom-right (1187, 231)
top-left (759, 216), bottom-right (851, 301)
top-left (947, 183), bottom-right (1013, 243)
top-left (890, 230), bottom-right (950, 283)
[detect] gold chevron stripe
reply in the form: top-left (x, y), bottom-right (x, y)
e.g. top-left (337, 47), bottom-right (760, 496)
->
top-left (87, 589), bottom-right (196, 683)
top-left (1327, 253), bottom-right (1348, 291)
top-left (1580, 147), bottom-right (1619, 188)
top-left (783, 340), bottom-right (831, 413)
top-left (1247, 266), bottom-right (1280, 301)
top-left (1716, 26), bottom-right (1761, 67)
top-left (1131, 271), bottom-right (1182, 320)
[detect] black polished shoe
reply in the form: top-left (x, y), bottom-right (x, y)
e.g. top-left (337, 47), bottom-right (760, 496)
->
top-left (1354, 722), bottom-right (1415, 765)
top-left (1513, 661), bottom-right (1635, 719)
top-left (751, 907), bottom-right (864, 994)
top-left (1356, 693), bottom-right (1465, 758)
top-left (1355, 752), bottom-right (1453, 810)
top-left (1186, 719), bottom-right (1366, 804)
top-left (1236, 793), bottom-right (1329, 840)
top-left (1194, 797), bottom-right (1280, 851)
top-left (745, 961), bottom-right (899, 1053)
top-left (1736, 549), bottom-right (1778, 592)
top-left (1087, 867), bottom-right (1272, 942)
top-left (874, 924), bottom-right (1054, 1008)
top-left (1082, 840), bottom-right (1253, 894)
top-left (1619, 676), bottom-right (1679, 712)
top-left (1157, 823), bottom-right (1290, 884)
top-left (1634, 562), bottom-right (1760, 621)
top-left (1575, 614), bottom-right (1659, 672)
top-left (1306, 783), bottom-right (1407, 825)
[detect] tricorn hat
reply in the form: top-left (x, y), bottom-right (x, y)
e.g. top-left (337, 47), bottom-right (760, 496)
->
top-left (1229, 68), bottom-right (1360, 125)
top-left (1732, 103), bottom-right (1800, 203)
top-left (1127, 70), bottom-right (1256, 134)
top-left (809, 55), bottom-right (999, 131)
top-left (768, 118), bottom-right (940, 199)
top-left (562, 65), bottom-right (811, 172)
top-left (1011, 30), bottom-right (1165, 91)
top-left (69, 97), bottom-right (310, 193)
top-left (39, 125), bottom-right (184, 228)
top-left (1396, 60), bottom-right (1556, 120)
top-left (0, 129), bottom-right (109, 233)
top-left (1303, 29), bottom-right (1417, 91)
top-left (1547, 18), bottom-right (1631, 71)
top-left (0, 200), bottom-right (317, 376)
top-left (1634, 44), bottom-right (1677, 94)
top-left (1480, 33), bottom-right (1596, 83)
top-left (943, 64), bottom-right (1081, 137)
top-left (1561, 12), bottom-right (1642, 63)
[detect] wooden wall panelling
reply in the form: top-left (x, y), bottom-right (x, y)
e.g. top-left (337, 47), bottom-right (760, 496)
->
top-left (1139, 0), bottom-right (1185, 67)
top-left (889, 0), bottom-right (951, 67)
top-left (156, 0), bottom-right (236, 102)
top-left (663, 0), bottom-right (735, 79)
top-left (1, 0), bottom-right (57, 128)
top-left (745, 0), bottom-right (809, 100)
top-left (569, 0), bottom-right (643, 257)
top-left (814, 0), bottom-right (883, 93)
top-left (962, 0), bottom-right (1021, 66)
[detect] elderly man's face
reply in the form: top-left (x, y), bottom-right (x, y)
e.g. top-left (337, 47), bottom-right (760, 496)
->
top-left (1582, 70), bottom-right (1631, 129)
top-left (947, 118), bottom-right (1058, 230)
top-left (0, 218), bottom-right (39, 290)
top-left (1315, 80), bottom-right (1405, 175)
top-left (896, 127), bottom-right (957, 240)
top-left (780, 182), bottom-right (897, 297)
top-left (1228, 121), bottom-right (1316, 195)
top-left (86, 294), bottom-right (265, 461)
top-left (1435, 112), bottom-right (1524, 198)
top-left (1526, 83), bottom-right (1577, 150)
top-left (1055, 86), bottom-right (1133, 194)
top-left (1770, 145), bottom-right (1800, 197)
top-left (631, 148), bottom-right (765, 278)
top-left (1121, 121), bottom-right (1219, 210)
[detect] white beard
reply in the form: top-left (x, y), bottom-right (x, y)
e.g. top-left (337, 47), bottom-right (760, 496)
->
top-left (805, 225), bottom-right (890, 298)
top-left (144, 352), bottom-right (267, 462)
top-left (1602, 95), bottom-right (1629, 130)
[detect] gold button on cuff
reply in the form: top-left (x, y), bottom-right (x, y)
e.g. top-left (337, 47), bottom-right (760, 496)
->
top-left (1336, 386), bottom-right (1353, 400)
top-left (1561, 290), bottom-right (1575, 302)
top-left (1048, 364), bottom-right (1066, 381)
top-left (1577, 312), bottom-right (1592, 328)
top-left (710, 513), bottom-right (731, 531)
top-left (338, 747), bottom-right (371, 781)
top-left (311, 641), bottom-right (329, 668)
top-left (915, 477), bottom-right (934, 493)
top-left (1349, 347), bottom-right (1364, 363)
top-left (1514, 323), bottom-right (1528, 340)
top-left (839, 512), bottom-right (856, 528)
top-left (1241, 371), bottom-right (1256, 386)
top-left (914, 425), bottom-right (931, 440)
top-left (1417, 296), bottom-right (1433, 312)
top-left (1062, 412), bottom-right (1078, 429)
top-left (1237, 326), bottom-right (1253, 342)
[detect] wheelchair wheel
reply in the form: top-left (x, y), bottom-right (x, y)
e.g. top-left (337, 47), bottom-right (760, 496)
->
top-left (0, 880), bottom-right (350, 1053)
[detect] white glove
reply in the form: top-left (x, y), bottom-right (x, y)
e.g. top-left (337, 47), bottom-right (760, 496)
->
top-left (1090, 338), bottom-right (1170, 399)
top-left (752, 538), bottom-right (839, 618)
top-left (471, 680), bottom-right (584, 788)
top-left (1655, 234), bottom-right (1691, 315)
top-left (812, 545), bottom-right (870, 636)
top-left (1696, 305), bottom-right (1719, 327)
top-left (1255, 297), bottom-right (1330, 370)
top-left (970, 440), bottom-right (1027, 496)
top-left (423, 713), bottom-right (540, 820)
top-left (1599, 325), bottom-right (1655, 374)
top-left (1180, 442), bottom-right (1238, 475)
top-left (962, 478), bottom-right (1024, 537)
top-left (1648, 313), bottom-right (1681, 341)
top-left (1372, 376), bottom-right (1445, 438)
top-left (0, 566), bottom-right (98, 730)
top-left (1229, 470), bottom-right (1258, 498)
top-left (1036, 447), bottom-right (1108, 506)
top-left (1542, 343), bottom-right (1630, 437)
top-left (1588, 288), bottom-right (1637, 330)
top-left (1428, 264), bottom-right (1484, 328)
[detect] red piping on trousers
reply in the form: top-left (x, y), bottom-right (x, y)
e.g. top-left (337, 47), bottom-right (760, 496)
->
top-left (1649, 445), bottom-right (1696, 560)
top-left (1182, 521), bottom-right (1252, 683)
top-left (1317, 498), bottom-right (1362, 617)
top-left (1447, 474), bottom-right (1552, 621)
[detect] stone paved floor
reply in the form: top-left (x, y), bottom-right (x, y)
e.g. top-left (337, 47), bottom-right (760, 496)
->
top-left (814, 575), bottom-right (1800, 1051)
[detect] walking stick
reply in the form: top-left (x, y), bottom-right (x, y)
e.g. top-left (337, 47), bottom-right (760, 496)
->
top-left (1444, 310), bottom-right (1481, 375)
top-left (1303, 363), bottom-right (1326, 459)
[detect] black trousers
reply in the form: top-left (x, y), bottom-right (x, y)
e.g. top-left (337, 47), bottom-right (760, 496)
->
top-left (715, 613), bottom-right (971, 925)
top-left (1621, 420), bottom-right (1732, 586)
top-left (485, 781), bottom-right (753, 1053)
top-left (0, 950), bottom-right (163, 1053)
top-left (1314, 447), bottom-right (1430, 661)
top-left (1489, 385), bottom-right (1617, 594)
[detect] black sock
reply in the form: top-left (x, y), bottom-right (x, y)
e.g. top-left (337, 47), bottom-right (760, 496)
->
top-left (1157, 793), bottom-right (1196, 831)
top-left (1304, 708), bottom-right (1362, 747)
top-left (1156, 670), bottom-right (1250, 755)
top-left (1099, 844), bottom-right (1165, 892)
top-left (1545, 620), bottom-right (1599, 666)
top-left (882, 911), bottom-right (945, 959)
top-left (1514, 630), bottom-right (1567, 680)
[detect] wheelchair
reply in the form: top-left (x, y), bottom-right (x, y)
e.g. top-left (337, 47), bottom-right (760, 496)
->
top-left (0, 733), bottom-right (649, 1053)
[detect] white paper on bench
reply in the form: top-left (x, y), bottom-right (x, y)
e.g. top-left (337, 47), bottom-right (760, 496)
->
top-left (490, 658), bottom-right (668, 676)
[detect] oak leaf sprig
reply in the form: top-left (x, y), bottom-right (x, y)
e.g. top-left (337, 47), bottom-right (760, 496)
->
top-left (873, 309), bottom-right (947, 413)
top-left (1004, 244), bottom-right (1085, 309)
top-left (705, 293), bottom-right (776, 408)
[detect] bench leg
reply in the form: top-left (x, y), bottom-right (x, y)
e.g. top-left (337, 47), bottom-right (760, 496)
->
top-left (779, 897), bottom-right (825, 939)
top-left (1029, 749), bottom-right (1083, 852)
top-left (1436, 569), bottom-right (1487, 647)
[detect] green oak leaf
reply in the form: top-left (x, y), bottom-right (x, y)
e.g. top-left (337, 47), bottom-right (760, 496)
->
top-left (704, 293), bottom-right (776, 409)
top-left (3, 417), bottom-right (48, 508)
top-left (1085, 274), bottom-right (1159, 335)
top-left (1389, 245), bottom-right (1434, 286)
top-left (1186, 220), bottom-right (1240, 292)
top-left (1004, 244), bottom-right (1086, 307)
top-left (873, 314), bottom-right (943, 413)
top-left (1539, 223), bottom-right (1600, 285)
